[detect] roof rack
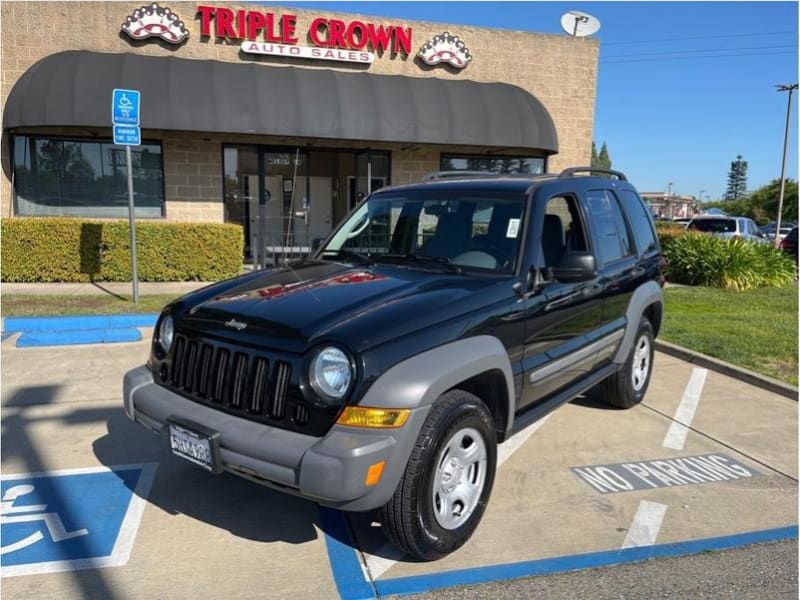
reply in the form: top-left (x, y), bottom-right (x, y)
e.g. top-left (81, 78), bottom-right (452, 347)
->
top-left (558, 167), bottom-right (627, 181)
top-left (422, 171), bottom-right (553, 181)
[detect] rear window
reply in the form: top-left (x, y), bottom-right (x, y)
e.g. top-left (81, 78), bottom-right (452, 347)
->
top-left (688, 218), bottom-right (737, 233)
top-left (619, 190), bottom-right (658, 254)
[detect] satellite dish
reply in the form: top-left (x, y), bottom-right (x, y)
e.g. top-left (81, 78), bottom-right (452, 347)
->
top-left (561, 11), bottom-right (601, 37)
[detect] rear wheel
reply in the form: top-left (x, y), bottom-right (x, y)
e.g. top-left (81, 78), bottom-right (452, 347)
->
top-left (380, 390), bottom-right (497, 560)
top-left (602, 318), bottom-right (654, 409)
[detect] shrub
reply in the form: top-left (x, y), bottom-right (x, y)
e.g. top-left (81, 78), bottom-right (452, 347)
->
top-left (1, 218), bottom-right (243, 282)
top-left (663, 232), bottom-right (796, 290)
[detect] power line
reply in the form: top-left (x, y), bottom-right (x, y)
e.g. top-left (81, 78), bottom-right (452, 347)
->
top-left (603, 30), bottom-right (796, 46)
top-left (602, 50), bottom-right (795, 65)
top-left (603, 44), bottom-right (796, 60)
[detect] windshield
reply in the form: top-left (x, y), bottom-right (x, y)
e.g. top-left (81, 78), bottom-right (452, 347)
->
top-left (320, 190), bottom-right (526, 274)
top-left (688, 218), bottom-right (737, 233)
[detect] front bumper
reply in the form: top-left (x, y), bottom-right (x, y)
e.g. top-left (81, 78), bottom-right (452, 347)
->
top-left (123, 365), bottom-right (429, 511)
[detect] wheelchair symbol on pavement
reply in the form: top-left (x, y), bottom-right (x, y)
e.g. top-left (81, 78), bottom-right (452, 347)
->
top-left (0, 484), bottom-right (88, 556)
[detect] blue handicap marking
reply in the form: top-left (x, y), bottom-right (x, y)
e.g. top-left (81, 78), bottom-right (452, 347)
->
top-left (1, 465), bottom-right (156, 576)
top-left (113, 125), bottom-right (141, 147)
top-left (112, 89), bottom-right (140, 126)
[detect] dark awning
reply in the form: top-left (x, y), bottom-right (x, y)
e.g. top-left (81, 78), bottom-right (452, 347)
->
top-left (3, 50), bottom-right (558, 153)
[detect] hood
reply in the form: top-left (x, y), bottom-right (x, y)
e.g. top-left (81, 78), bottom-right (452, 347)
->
top-left (177, 260), bottom-right (501, 354)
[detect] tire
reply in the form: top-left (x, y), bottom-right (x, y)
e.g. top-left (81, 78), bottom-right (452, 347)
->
top-left (379, 389), bottom-right (497, 560)
top-left (601, 318), bottom-right (655, 409)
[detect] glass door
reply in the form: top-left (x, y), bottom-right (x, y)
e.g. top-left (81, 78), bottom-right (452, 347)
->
top-left (222, 145), bottom-right (259, 262)
top-left (350, 150), bottom-right (390, 210)
top-left (262, 148), bottom-right (307, 263)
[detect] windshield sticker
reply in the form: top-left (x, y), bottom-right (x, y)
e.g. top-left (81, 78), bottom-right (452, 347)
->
top-left (506, 219), bottom-right (521, 238)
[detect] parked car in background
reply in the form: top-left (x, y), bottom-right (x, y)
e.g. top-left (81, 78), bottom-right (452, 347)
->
top-left (759, 222), bottom-right (797, 242)
top-left (686, 216), bottom-right (767, 243)
top-left (672, 217), bottom-right (692, 227)
top-left (779, 227), bottom-right (798, 262)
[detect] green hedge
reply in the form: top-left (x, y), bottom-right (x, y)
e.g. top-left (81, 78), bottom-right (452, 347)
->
top-left (1, 218), bottom-right (243, 282)
top-left (662, 232), bottom-right (795, 290)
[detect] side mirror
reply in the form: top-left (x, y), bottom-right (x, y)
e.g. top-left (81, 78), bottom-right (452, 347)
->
top-left (551, 252), bottom-right (597, 283)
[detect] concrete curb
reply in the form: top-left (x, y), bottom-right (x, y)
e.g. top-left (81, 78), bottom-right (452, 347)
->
top-left (655, 339), bottom-right (798, 401)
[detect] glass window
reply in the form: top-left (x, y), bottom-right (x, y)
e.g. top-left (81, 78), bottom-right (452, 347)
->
top-left (619, 190), bottom-right (658, 255)
top-left (540, 196), bottom-right (588, 269)
top-left (586, 190), bottom-right (633, 265)
top-left (12, 135), bottom-right (164, 218)
top-left (323, 190), bottom-right (525, 274)
top-left (687, 218), bottom-right (737, 233)
top-left (441, 154), bottom-right (545, 175)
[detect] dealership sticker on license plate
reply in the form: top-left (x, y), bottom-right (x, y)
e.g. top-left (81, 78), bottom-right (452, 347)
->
top-left (168, 421), bottom-right (218, 472)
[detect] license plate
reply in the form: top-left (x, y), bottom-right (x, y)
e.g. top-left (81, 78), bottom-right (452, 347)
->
top-left (168, 420), bottom-right (220, 473)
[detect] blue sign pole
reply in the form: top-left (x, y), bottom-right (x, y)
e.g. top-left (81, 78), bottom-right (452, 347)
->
top-left (112, 90), bottom-right (142, 304)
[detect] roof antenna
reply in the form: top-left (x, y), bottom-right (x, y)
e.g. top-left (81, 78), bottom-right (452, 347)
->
top-left (561, 11), bottom-right (601, 37)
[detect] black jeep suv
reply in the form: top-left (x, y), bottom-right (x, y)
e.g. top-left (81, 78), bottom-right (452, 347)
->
top-left (124, 167), bottom-right (663, 560)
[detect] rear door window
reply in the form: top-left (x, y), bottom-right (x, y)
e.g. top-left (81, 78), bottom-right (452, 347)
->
top-left (585, 189), bottom-right (634, 265)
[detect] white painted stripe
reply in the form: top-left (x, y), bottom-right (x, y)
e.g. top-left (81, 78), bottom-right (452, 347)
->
top-left (497, 414), bottom-right (552, 468)
top-left (621, 500), bottom-right (667, 549)
top-left (1, 463), bottom-right (158, 578)
top-left (662, 367), bottom-right (708, 450)
top-left (361, 414), bottom-right (553, 579)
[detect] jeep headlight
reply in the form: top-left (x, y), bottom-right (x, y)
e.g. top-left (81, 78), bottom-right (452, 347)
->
top-left (310, 347), bottom-right (353, 399)
top-left (159, 315), bottom-right (174, 352)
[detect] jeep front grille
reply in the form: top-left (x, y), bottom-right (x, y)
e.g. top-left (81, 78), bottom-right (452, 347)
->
top-left (166, 334), bottom-right (296, 424)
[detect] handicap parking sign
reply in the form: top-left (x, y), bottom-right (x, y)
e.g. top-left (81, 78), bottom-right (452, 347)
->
top-left (112, 89), bottom-right (140, 126)
top-left (1, 464), bottom-right (156, 577)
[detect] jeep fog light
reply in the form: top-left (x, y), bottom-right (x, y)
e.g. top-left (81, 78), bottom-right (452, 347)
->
top-left (337, 406), bottom-right (410, 428)
top-left (159, 315), bottom-right (174, 352)
top-left (310, 347), bottom-right (353, 399)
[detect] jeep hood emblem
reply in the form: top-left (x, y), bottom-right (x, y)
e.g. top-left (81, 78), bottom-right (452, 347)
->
top-left (224, 319), bottom-right (248, 331)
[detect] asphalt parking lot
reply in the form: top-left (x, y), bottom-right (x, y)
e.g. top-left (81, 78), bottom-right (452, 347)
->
top-left (1, 328), bottom-right (797, 599)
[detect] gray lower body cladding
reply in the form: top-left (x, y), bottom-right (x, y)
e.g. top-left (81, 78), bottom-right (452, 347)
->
top-left (123, 365), bottom-right (429, 511)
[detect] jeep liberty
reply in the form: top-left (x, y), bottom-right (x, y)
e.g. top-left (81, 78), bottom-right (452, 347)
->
top-left (123, 167), bottom-right (664, 560)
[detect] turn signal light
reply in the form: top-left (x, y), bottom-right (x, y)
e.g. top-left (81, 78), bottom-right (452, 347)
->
top-left (336, 406), bottom-right (410, 428)
top-left (365, 461), bottom-right (386, 486)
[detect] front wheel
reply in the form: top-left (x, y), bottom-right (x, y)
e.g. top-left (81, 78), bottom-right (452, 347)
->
top-left (601, 318), bottom-right (655, 409)
top-left (379, 390), bottom-right (497, 560)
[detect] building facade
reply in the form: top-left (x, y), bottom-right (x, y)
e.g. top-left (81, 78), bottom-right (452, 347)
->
top-left (1, 1), bottom-right (599, 260)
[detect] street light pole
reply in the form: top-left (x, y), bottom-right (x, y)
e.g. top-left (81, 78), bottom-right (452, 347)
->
top-left (775, 83), bottom-right (798, 248)
top-left (698, 189), bottom-right (705, 216)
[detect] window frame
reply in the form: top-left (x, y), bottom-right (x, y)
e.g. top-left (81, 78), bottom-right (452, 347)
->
top-left (10, 132), bottom-right (166, 219)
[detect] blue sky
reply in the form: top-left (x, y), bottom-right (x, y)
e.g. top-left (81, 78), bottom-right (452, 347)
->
top-left (274, 1), bottom-right (798, 200)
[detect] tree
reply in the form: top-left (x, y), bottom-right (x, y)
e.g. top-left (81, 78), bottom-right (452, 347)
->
top-left (590, 141), bottom-right (599, 167)
top-left (704, 178), bottom-right (797, 224)
top-left (597, 143), bottom-right (612, 170)
top-left (724, 155), bottom-right (748, 201)
top-left (748, 178), bottom-right (798, 223)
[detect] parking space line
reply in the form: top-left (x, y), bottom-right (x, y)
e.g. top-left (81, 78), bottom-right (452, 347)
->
top-left (371, 526), bottom-right (798, 597)
top-left (663, 367), bottom-right (708, 450)
top-left (318, 507), bottom-right (376, 600)
top-left (621, 501), bottom-right (668, 548)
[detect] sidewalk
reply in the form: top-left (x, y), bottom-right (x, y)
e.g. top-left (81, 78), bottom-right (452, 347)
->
top-left (1, 282), bottom-right (213, 296)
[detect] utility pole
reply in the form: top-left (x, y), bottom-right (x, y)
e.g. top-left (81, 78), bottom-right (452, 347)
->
top-left (775, 83), bottom-right (798, 248)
